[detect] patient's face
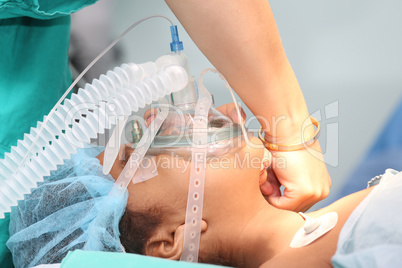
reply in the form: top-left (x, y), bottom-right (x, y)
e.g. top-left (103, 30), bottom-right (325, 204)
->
top-left (106, 136), bottom-right (270, 220)
top-left (98, 137), bottom-right (270, 259)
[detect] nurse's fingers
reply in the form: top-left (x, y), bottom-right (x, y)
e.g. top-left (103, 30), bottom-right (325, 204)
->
top-left (216, 103), bottom-right (246, 124)
top-left (144, 108), bottom-right (159, 127)
top-left (261, 167), bottom-right (281, 199)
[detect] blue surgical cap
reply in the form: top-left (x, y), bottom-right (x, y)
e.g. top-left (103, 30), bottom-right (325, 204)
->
top-left (6, 147), bottom-right (128, 268)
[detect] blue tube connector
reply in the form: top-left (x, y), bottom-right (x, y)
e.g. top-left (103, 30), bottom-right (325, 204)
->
top-left (170, 25), bottom-right (183, 52)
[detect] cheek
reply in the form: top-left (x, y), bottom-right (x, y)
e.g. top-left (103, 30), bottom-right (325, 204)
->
top-left (205, 154), bottom-right (261, 192)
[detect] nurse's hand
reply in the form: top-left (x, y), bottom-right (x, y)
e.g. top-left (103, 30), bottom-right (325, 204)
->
top-left (260, 137), bottom-right (331, 212)
top-left (144, 102), bottom-right (246, 126)
top-left (215, 103), bottom-right (246, 124)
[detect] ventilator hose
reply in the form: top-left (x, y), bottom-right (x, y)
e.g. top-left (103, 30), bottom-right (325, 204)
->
top-left (0, 61), bottom-right (188, 218)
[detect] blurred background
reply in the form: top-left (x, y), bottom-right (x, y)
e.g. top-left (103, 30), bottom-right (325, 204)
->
top-left (69, 0), bottom-right (402, 207)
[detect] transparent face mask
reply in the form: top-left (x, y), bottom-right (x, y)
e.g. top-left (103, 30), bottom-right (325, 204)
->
top-left (139, 103), bottom-right (245, 157)
top-left (125, 132), bottom-right (253, 195)
top-left (116, 96), bottom-right (249, 179)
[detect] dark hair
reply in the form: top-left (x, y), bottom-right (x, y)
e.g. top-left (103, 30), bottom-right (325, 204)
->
top-left (119, 205), bottom-right (164, 254)
top-left (119, 206), bottom-right (233, 267)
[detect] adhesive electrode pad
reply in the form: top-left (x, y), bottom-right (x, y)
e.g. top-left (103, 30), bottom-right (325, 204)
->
top-left (290, 212), bottom-right (338, 248)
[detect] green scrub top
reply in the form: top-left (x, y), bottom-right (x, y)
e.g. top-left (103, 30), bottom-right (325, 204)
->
top-left (0, 1), bottom-right (97, 267)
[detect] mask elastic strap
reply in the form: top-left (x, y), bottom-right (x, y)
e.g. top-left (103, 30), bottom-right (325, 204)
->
top-left (180, 68), bottom-right (250, 262)
top-left (103, 116), bottom-right (130, 175)
top-left (215, 70), bottom-right (250, 145)
top-left (180, 69), bottom-right (212, 262)
top-left (108, 98), bottom-right (169, 196)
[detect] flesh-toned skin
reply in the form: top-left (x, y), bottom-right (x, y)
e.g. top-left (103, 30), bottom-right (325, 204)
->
top-left (97, 136), bottom-right (372, 268)
top-left (165, 0), bottom-right (331, 211)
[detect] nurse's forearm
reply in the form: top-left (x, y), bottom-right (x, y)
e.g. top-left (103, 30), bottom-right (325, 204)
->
top-left (165, 0), bottom-right (312, 141)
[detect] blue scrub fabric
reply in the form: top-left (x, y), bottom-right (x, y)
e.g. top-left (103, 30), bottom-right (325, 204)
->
top-left (0, 1), bottom-right (98, 267)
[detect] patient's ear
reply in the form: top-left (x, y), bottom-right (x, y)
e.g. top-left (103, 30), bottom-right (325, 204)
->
top-left (145, 220), bottom-right (207, 260)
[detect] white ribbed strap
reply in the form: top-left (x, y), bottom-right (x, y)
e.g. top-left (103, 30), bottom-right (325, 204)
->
top-left (180, 69), bottom-right (212, 262)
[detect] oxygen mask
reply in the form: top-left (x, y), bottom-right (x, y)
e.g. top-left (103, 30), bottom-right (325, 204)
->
top-left (146, 95), bottom-right (244, 159)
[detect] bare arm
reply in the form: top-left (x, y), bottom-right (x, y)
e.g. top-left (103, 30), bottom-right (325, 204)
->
top-left (166, 0), bottom-right (330, 211)
top-left (165, 0), bottom-right (308, 139)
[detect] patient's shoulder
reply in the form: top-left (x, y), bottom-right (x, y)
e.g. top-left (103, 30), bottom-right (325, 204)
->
top-left (260, 250), bottom-right (332, 268)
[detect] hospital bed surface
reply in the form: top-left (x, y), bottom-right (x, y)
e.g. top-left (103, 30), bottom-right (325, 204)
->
top-left (60, 250), bottom-right (227, 268)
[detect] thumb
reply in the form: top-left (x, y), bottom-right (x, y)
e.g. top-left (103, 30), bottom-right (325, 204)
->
top-left (268, 192), bottom-right (314, 212)
top-left (230, 107), bottom-right (246, 124)
top-left (267, 194), bottom-right (298, 211)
